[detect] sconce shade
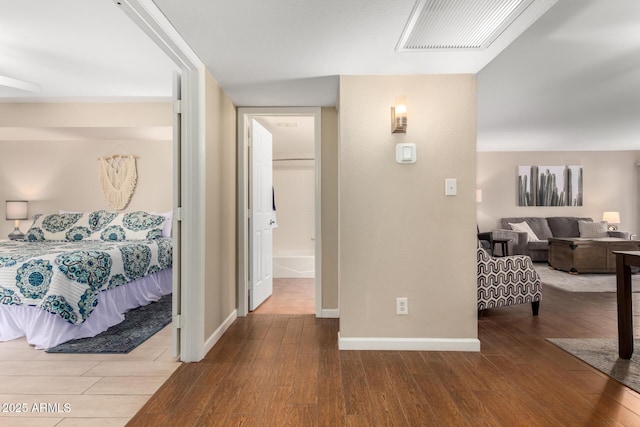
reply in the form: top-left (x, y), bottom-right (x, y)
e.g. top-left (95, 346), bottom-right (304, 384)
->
top-left (6, 200), bottom-right (28, 220)
top-left (391, 95), bottom-right (407, 133)
top-left (602, 211), bottom-right (620, 224)
top-left (476, 189), bottom-right (482, 203)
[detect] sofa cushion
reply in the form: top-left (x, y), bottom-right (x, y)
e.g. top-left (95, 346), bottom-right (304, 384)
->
top-left (500, 217), bottom-right (553, 240)
top-left (509, 221), bottom-right (540, 241)
top-left (547, 217), bottom-right (593, 238)
top-left (527, 240), bottom-right (549, 251)
top-left (579, 220), bottom-right (608, 238)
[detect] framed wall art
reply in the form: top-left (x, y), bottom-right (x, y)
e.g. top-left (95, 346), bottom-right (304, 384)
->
top-left (517, 165), bottom-right (583, 206)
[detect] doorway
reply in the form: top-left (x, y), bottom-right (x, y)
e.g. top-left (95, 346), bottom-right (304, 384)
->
top-left (254, 115), bottom-right (316, 314)
top-left (120, 0), bottom-right (207, 361)
top-left (237, 107), bottom-right (322, 317)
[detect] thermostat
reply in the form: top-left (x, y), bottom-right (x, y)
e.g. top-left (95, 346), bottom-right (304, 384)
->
top-left (396, 143), bottom-right (416, 164)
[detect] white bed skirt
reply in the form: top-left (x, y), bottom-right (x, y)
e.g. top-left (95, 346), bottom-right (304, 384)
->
top-left (0, 268), bottom-right (172, 350)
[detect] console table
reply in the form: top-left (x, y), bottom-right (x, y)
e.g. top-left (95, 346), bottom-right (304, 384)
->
top-left (549, 238), bottom-right (640, 274)
top-left (614, 251), bottom-right (640, 359)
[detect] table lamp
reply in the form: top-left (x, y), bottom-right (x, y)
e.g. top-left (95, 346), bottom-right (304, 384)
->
top-left (602, 211), bottom-right (620, 231)
top-left (6, 200), bottom-right (28, 240)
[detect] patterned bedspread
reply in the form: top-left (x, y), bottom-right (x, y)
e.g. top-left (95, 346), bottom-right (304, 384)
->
top-left (0, 238), bottom-right (172, 324)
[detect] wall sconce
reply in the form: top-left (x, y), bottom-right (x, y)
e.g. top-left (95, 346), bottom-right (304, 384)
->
top-left (6, 200), bottom-right (28, 240)
top-left (602, 211), bottom-right (620, 231)
top-left (391, 96), bottom-right (407, 133)
top-left (476, 189), bottom-right (483, 203)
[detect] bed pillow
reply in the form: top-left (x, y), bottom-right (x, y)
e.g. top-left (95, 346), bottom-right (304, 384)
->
top-left (152, 210), bottom-right (173, 237)
top-left (509, 221), bottom-right (540, 241)
top-left (24, 213), bottom-right (97, 241)
top-left (579, 220), bottom-right (608, 238)
top-left (94, 211), bottom-right (167, 241)
top-left (58, 210), bottom-right (118, 233)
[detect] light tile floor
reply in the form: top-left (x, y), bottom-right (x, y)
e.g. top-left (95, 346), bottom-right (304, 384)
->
top-left (0, 324), bottom-right (179, 426)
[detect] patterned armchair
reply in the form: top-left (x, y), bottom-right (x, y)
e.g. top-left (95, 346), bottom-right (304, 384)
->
top-left (477, 245), bottom-right (541, 316)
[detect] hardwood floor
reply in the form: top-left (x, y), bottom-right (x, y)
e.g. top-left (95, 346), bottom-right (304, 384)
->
top-left (129, 280), bottom-right (640, 426)
top-left (253, 278), bottom-right (315, 315)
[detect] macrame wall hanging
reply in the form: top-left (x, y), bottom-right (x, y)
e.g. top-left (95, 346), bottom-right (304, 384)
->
top-left (98, 154), bottom-right (138, 210)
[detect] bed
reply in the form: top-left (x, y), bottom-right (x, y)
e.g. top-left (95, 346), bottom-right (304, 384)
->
top-left (0, 211), bottom-right (173, 350)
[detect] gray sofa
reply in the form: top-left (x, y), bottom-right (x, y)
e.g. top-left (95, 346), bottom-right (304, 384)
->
top-left (493, 217), bottom-right (631, 262)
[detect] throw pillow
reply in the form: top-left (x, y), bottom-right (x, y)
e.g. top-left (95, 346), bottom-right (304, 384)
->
top-left (509, 221), bottom-right (540, 241)
top-left (579, 220), bottom-right (608, 238)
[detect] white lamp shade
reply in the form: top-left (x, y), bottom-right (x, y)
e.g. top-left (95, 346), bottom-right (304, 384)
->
top-left (602, 211), bottom-right (620, 224)
top-left (6, 200), bottom-right (28, 220)
top-left (476, 189), bottom-right (482, 203)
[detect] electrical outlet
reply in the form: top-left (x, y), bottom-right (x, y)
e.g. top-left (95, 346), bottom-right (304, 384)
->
top-left (445, 178), bottom-right (457, 196)
top-left (396, 297), bottom-right (408, 315)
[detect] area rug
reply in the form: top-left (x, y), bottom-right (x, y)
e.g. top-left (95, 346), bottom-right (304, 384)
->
top-left (548, 338), bottom-right (640, 394)
top-left (46, 294), bottom-right (172, 354)
top-left (533, 264), bottom-right (640, 293)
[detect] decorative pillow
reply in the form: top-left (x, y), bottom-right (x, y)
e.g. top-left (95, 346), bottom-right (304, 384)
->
top-left (95, 211), bottom-right (167, 241)
top-left (509, 221), bottom-right (540, 241)
top-left (25, 213), bottom-right (96, 241)
top-left (579, 220), bottom-right (608, 238)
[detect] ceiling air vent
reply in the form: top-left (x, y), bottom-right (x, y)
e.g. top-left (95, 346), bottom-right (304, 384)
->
top-left (397, 0), bottom-right (536, 51)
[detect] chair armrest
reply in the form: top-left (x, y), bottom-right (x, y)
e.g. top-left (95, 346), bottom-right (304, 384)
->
top-left (492, 229), bottom-right (528, 255)
top-left (477, 231), bottom-right (492, 241)
top-left (608, 230), bottom-right (631, 239)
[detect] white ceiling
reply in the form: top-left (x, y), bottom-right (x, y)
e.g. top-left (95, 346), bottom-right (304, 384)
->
top-left (2, 0), bottom-right (639, 151)
top-left (153, 0), bottom-right (556, 107)
top-left (0, 0), bottom-right (177, 101)
top-left (478, 0), bottom-right (640, 151)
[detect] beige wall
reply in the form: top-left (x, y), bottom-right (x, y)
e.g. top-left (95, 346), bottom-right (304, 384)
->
top-left (477, 151), bottom-right (640, 236)
top-left (339, 75), bottom-right (478, 339)
top-left (0, 103), bottom-right (171, 128)
top-left (321, 107), bottom-right (339, 310)
top-left (203, 70), bottom-right (237, 339)
top-left (0, 103), bottom-right (172, 238)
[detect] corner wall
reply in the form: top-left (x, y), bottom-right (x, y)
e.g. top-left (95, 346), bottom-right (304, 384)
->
top-left (477, 151), bottom-right (640, 235)
top-left (321, 107), bottom-right (339, 310)
top-left (338, 75), bottom-right (478, 349)
top-left (203, 70), bottom-right (237, 340)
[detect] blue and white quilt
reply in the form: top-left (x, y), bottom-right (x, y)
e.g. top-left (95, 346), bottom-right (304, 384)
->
top-left (0, 238), bottom-right (172, 325)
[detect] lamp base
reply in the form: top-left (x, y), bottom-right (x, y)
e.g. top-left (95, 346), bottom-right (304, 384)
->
top-left (607, 224), bottom-right (619, 231)
top-left (8, 228), bottom-right (24, 240)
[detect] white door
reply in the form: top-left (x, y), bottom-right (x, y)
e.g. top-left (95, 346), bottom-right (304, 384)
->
top-left (171, 72), bottom-right (182, 358)
top-left (249, 119), bottom-right (274, 310)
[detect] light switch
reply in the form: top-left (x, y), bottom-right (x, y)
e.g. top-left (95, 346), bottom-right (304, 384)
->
top-left (445, 178), bottom-right (457, 196)
top-left (396, 143), bottom-right (416, 164)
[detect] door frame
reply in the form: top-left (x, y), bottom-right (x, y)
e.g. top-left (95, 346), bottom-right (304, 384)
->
top-left (118, 0), bottom-right (206, 362)
top-left (237, 107), bottom-right (322, 317)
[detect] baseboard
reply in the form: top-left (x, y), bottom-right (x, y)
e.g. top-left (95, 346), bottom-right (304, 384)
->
top-left (203, 309), bottom-right (237, 356)
top-left (273, 256), bottom-right (315, 278)
top-left (337, 332), bottom-right (481, 351)
top-left (320, 308), bottom-right (339, 318)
